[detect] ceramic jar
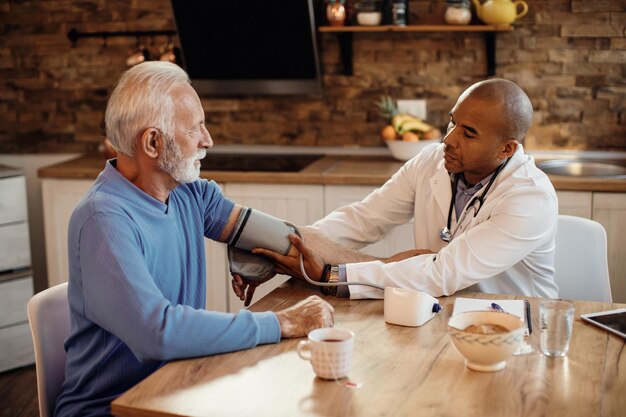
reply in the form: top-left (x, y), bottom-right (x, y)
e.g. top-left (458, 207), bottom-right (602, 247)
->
top-left (445, 0), bottom-right (472, 25)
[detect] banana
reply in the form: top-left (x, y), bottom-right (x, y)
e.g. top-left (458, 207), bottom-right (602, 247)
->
top-left (391, 114), bottom-right (417, 131)
top-left (398, 119), bottom-right (433, 134)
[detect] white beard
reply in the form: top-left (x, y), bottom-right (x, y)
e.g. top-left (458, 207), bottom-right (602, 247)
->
top-left (159, 140), bottom-right (206, 184)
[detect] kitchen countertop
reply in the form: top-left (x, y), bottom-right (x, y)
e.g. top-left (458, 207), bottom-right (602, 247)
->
top-left (37, 153), bottom-right (626, 192)
top-left (0, 164), bottom-right (24, 178)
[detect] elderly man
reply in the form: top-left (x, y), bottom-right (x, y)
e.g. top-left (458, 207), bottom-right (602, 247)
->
top-left (54, 62), bottom-right (333, 417)
top-left (240, 79), bottom-right (558, 302)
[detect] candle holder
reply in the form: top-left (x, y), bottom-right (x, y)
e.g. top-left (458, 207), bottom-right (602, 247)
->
top-left (326, 0), bottom-right (347, 26)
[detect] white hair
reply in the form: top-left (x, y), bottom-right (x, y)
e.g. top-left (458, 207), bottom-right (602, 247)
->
top-left (105, 61), bottom-right (190, 156)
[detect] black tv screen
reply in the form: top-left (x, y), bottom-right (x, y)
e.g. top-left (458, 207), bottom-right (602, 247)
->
top-left (171, 0), bottom-right (322, 95)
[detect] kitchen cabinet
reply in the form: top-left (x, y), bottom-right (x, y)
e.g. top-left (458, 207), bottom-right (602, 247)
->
top-left (324, 185), bottom-right (415, 258)
top-left (41, 178), bottom-right (93, 286)
top-left (592, 193), bottom-right (626, 303)
top-left (556, 191), bottom-right (593, 219)
top-left (0, 167), bottom-right (34, 372)
top-left (39, 174), bottom-right (626, 309)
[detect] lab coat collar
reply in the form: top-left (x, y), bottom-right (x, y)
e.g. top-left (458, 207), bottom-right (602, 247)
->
top-left (429, 144), bottom-right (526, 219)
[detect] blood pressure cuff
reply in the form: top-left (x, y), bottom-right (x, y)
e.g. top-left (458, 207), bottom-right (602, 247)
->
top-left (227, 208), bottom-right (296, 282)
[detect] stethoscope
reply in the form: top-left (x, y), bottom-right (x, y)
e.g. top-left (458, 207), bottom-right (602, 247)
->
top-left (439, 158), bottom-right (511, 243)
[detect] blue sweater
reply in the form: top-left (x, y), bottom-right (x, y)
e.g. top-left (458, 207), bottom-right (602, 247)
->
top-left (55, 161), bottom-right (281, 417)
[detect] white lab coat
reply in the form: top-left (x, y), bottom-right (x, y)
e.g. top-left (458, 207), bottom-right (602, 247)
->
top-left (313, 143), bottom-right (559, 299)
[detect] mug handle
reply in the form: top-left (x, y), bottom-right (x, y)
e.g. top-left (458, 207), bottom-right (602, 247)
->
top-left (515, 1), bottom-right (528, 19)
top-left (297, 340), bottom-right (312, 361)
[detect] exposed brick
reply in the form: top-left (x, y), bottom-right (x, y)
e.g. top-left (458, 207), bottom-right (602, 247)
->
top-left (1, 0), bottom-right (625, 153)
top-left (536, 11), bottom-right (612, 25)
top-left (610, 12), bottom-right (626, 26)
top-left (561, 25), bottom-right (623, 37)
top-left (548, 49), bottom-right (588, 62)
top-left (572, 1), bottom-right (626, 13)
top-left (556, 87), bottom-right (592, 99)
top-left (568, 37), bottom-right (611, 49)
top-left (564, 62), bottom-right (623, 76)
top-left (575, 75), bottom-right (607, 87)
top-left (589, 50), bottom-right (626, 63)
top-left (597, 86), bottom-right (626, 111)
top-left (611, 38), bottom-right (626, 49)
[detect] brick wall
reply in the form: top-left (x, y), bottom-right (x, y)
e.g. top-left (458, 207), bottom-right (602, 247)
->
top-left (0, 0), bottom-right (624, 153)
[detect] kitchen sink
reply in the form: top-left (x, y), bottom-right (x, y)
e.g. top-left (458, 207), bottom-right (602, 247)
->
top-left (200, 153), bottom-right (323, 172)
top-left (536, 159), bottom-right (626, 178)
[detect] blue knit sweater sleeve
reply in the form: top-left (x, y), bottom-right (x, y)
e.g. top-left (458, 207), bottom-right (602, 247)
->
top-left (77, 212), bottom-right (279, 362)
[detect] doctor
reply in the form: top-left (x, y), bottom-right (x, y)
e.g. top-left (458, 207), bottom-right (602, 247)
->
top-left (240, 78), bottom-right (559, 301)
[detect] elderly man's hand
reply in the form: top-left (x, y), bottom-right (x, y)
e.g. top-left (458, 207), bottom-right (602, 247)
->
top-left (231, 274), bottom-right (263, 307)
top-left (275, 295), bottom-right (334, 338)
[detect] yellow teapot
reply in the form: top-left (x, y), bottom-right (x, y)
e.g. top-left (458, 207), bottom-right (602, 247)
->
top-left (472, 0), bottom-right (528, 25)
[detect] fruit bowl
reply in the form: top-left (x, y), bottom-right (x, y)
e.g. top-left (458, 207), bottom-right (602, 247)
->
top-left (385, 138), bottom-right (441, 161)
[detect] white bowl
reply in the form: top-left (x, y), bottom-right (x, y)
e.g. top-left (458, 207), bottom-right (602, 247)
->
top-left (357, 12), bottom-right (382, 26)
top-left (448, 311), bottom-right (525, 372)
top-left (385, 139), bottom-right (441, 161)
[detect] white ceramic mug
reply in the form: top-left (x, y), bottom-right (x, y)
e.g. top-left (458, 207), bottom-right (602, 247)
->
top-left (297, 328), bottom-right (355, 380)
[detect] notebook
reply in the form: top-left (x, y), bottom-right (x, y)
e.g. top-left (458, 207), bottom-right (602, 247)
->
top-left (453, 297), bottom-right (531, 335)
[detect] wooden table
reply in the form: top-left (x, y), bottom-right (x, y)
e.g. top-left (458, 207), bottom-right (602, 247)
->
top-left (112, 281), bottom-right (626, 417)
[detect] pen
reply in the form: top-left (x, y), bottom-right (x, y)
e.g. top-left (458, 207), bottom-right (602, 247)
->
top-left (491, 302), bottom-right (505, 312)
top-left (525, 299), bottom-right (532, 334)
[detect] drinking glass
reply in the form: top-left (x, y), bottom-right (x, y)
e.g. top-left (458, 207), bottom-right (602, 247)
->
top-left (539, 300), bottom-right (575, 357)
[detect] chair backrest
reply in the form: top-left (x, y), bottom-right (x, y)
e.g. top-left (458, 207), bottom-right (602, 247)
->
top-left (27, 282), bottom-right (70, 417)
top-left (554, 215), bottom-right (612, 303)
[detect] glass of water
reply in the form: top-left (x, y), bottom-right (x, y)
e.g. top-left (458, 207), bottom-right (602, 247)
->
top-left (539, 300), bottom-right (575, 357)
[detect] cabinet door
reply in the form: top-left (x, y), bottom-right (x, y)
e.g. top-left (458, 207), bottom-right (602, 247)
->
top-left (592, 193), bottom-right (626, 303)
top-left (0, 276), bottom-right (33, 327)
top-left (324, 185), bottom-right (415, 258)
top-left (556, 191), bottom-right (592, 218)
top-left (0, 323), bottom-right (34, 372)
top-left (0, 223), bottom-right (30, 272)
top-left (0, 176), bottom-right (28, 224)
top-left (222, 183), bottom-right (325, 312)
top-left (42, 179), bottom-right (93, 286)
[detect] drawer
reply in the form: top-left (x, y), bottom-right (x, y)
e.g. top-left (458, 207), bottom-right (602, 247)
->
top-left (0, 276), bottom-right (33, 327)
top-left (0, 322), bottom-right (35, 372)
top-left (0, 222), bottom-right (31, 273)
top-left (0, 176), bottom-right (28, 225)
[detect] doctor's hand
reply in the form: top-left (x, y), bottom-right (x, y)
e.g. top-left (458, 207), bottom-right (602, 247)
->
top-left (383, 249), bottom-right (436, 264)
top-left (276, 295), bottom-right (334, 338)
top-left (253, 234), bottom-right (326, 283)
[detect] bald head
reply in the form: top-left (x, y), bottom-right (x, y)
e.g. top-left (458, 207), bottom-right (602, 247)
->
top-left (461, 79), bottom-right (533, 143)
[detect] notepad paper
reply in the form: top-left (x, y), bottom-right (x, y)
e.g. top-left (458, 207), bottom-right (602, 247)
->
top-left (453, 297), bottom-right (529, 336)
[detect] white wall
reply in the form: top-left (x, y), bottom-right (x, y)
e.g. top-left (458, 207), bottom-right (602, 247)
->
top-left (0, 154), bottom-right (80, 293)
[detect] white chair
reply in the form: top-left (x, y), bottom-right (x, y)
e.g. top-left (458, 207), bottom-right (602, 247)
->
top-left (554, 215), bottom-right (612, 302)
top-left (27, 282), bottom-right (70, 417)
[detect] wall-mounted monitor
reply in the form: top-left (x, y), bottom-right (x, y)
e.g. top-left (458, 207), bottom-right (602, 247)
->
top-left (171, 0), bottom-right (322, 96)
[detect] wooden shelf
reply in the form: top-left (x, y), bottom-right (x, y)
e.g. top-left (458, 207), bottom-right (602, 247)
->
top-left (318, 24), bottom-right (513, 76)
top-left (319, 24), bottom-right (512, 33)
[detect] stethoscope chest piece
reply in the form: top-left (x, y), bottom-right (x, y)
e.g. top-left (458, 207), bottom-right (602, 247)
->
top-left (440, 226), bottom-right (452, 243)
